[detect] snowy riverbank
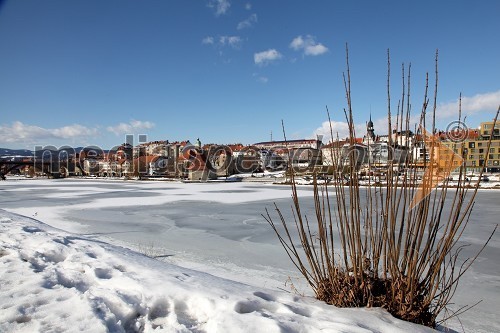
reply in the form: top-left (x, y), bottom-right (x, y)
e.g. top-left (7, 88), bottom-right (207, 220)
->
top-left (0, 210), bottom-right (435, 333)
top-left (1, 178), bottom-right (498, 332)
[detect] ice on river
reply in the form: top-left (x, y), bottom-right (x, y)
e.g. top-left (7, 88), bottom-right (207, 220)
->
top-left (0, 178), bottom-right (498, 332)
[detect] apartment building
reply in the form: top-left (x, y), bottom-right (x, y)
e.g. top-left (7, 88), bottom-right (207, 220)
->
top-left (437, 121), bottom-right (499, 173)
top-left (465, 120), bottom-right (500, 172)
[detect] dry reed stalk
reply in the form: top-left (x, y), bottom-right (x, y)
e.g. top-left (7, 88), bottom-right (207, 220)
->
top-left (263, 47), bottom-right (499, 327)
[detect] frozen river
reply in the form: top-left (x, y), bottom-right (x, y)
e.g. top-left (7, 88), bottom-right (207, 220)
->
top-left (1, 178), bottom-right (499, 333)
top-left (0, 179), bottom-right (316, 289)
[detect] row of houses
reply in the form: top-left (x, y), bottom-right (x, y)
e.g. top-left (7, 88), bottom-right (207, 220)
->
top-left (76, 137), bottom-right (331, 180)
top-left (80, 140), bottom-right (262, 181)
top-left (321, 118), bottom-right (500, 174)
top-left (26, 118), bottom-right (495, 180)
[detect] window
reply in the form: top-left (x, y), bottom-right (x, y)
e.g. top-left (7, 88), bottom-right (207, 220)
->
top-left (489, 154), bottom-right (494, 159)
top-left (478, 142), bottom-right (483, 147)
top-left (472, 161), bottom-right (476, 166)
top-left (469, 142), bottom-right (475, 148)
top-left (479, 149), bottom-right (484, 153)
top-left (479, 155), bottom-right (484, 159)
top-left (487, 160), bottom-right (492, 166)
top-left (470, 148), bottom-right (475, 153)
top-left (469, 155), bottom-right (474, 159)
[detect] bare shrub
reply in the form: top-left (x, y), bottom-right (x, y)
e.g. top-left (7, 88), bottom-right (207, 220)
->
top-left (264, 47), bottom-right (499, 327)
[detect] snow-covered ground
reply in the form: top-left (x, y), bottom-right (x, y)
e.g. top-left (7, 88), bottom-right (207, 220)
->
top-left (1, 178), bottom-right (498, 332)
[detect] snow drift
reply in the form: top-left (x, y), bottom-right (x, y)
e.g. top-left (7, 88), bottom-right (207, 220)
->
top-left (0, 210), bottom-right (435, 333)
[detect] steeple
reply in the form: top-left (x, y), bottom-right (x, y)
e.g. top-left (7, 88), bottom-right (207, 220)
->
top-left (367, 113), bottom-right (375, 141)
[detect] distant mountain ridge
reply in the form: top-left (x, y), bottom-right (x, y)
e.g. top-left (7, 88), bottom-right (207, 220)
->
top-left (0, 147), bottom-right (87, 157)
top-left (0, 148), bottom-right (34, 157)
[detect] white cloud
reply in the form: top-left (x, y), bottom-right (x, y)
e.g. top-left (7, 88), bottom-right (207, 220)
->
top-left (254, 49), bottom-right (282, 66)
top-left (219, 36), bottom-right (242, 48)
top-left (203, 35), bottom-right (242, 49)
top-left (202, 36), bottom-right (214, 45)
top-left (304, 43), bottom-right (328, 56)
top-left (207, 0), bottom-right (230, 16)
top-left (312, 90), bottom-right (500, 143)
top-left (436, 90), bottom-right (500, 119)
top-left (313, 120), bottom-right (355, 142)
top-left (245, 3), bottom-right (252, 10)
top-left (0, 122), bottom-right (98, 144)
top-left (290, 35), bottom-right (328, 56)
top-left (313, 116), bottom-right (391, 143)
top-left (289, 36), bottom-right (305, 50)
top-left (106, 120), bottom-right (155, 136)
top-left (52, 124), bottom-right (97, 138)
top-left (227, 36), bottom-right (242, 48)
top-left (237, 13), bottom-right (257, 30)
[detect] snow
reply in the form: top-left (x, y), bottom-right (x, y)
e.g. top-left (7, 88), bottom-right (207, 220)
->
top-left (1, 178), bottom-right (499, 332)
top-left (0, 211), bottom-right (434, 333)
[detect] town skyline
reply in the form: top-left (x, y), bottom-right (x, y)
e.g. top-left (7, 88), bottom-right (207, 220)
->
top-left (1, 0), bottom-right (499, 150)
top-left (1, 116), bottom-right (497, 152)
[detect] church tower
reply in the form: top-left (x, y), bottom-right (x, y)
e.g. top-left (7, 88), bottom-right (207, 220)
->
top-left (366, 114), bottom-right (375, 142)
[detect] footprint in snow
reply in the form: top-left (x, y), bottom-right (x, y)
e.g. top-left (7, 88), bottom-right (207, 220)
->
top-left (94, 267), bottom-right (113, 279)
top-left (235, 292), bottom-right (310, 318)
top-left (175, 272), bottom-right (191, 282)
top-left (148, 298), bottom-right (170, 329)
top-left (86, 252), bottom-right (97, 259)
top-left (174, 300), bottom-right (204, 333)
top-left (253, 291), bottom-right (276, 302)
top-left (234, 298), bottom-right (278, 315)
top-left (22, 226), bottom-right (42, 233)
top-left (113, 264), bottom-right (127, 272)
top-left (0, 248), bottom-right (9, 257)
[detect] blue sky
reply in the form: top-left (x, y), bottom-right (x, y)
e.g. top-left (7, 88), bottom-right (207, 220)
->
top-left (0, 0), bottom-right (499, 149)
